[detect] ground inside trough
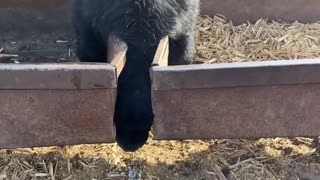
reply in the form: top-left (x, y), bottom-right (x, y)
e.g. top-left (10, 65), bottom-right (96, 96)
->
top-left (1, 16), bottom-right (320, 180)
top-left (0, 32), bottom-right (77, 63)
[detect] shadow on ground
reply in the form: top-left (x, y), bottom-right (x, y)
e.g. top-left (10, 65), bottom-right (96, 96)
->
top-left (1, 138), bottom-right (320, 180)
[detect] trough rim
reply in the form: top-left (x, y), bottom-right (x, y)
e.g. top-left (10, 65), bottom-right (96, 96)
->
top-left (151, 59), bottom-right (320, 90)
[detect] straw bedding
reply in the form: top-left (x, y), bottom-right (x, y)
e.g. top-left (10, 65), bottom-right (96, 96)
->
top-left (196, 15), bottom-right (320, 64)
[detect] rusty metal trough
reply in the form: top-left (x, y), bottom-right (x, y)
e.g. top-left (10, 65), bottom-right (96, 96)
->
top-left (152, 47), bottom-right (320, 140)
top-left (1, 0), bottom-right (320, 148)
top-left (0, 64), bottom-right (116, 149)
top-left (148, 0), bottom-right (320, 141)
top-left (0, 35), bottom-right (127, 149)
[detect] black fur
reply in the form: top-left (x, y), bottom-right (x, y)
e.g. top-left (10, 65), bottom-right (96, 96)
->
top-left (72, 0), bottom-right (199, 152)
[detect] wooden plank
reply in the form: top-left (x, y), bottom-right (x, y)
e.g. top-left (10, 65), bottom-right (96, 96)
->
top-left (108, 35), bottom-right (127, 77)
top-left (152, 36), bottom-right (169, 67)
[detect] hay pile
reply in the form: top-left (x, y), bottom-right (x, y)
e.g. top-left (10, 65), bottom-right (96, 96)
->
top-left (1, 16), bottom-right (320, 180)
top-left (196, 15), bottom-right (320, 64)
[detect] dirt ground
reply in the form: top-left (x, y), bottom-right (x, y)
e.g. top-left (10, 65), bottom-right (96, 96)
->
top-left (0, 138), bottom-right (319, 180)
top-left (1, 16), bottom-right (320, 180)
top-left (0, 32), bottom-right (77, 63)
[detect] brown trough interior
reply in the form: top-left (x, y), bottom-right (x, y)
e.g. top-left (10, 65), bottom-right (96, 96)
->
top-left (1, 0), bottom-right (320, 146)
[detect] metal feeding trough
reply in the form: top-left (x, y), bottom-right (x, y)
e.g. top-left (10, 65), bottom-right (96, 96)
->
top-left (1, 0), bottom-right (320, 148)
top-left (151, 38), bottom-right (320, 140)
top-left (149, 0), bottom-right (320, 141)
top-left (0, 36), bottom-right (127, 149)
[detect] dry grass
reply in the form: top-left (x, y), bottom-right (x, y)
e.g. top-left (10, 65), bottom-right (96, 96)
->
top-left (1, 16), bottom-right (320, 180)
top-left (196, 15), bottom-right (320, 64)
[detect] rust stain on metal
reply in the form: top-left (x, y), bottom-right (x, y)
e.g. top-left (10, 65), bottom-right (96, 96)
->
top-left (0, 89), bottom-right (116, 149)
top-left (152, 84), bottom-right (320, 140)
top-left (71, 71), bottom-right (82, 89)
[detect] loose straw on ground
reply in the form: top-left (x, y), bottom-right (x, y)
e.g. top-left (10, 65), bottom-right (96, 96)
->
top-left (196, 15), bottom-right (320, 64)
